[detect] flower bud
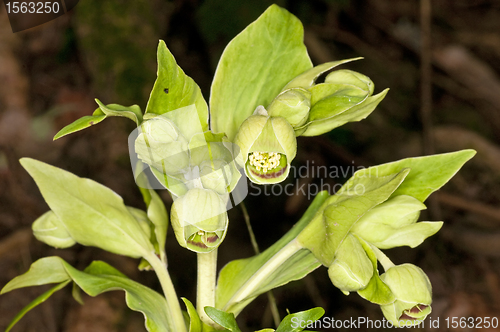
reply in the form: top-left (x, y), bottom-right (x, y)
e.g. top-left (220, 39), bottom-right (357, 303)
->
top-left (170, 188), bottom-right (228, 253)
top-left (351, 195), bottom-right (442, 249)
top-left (328, 234), bottom-right (373, 294)
top-left (32, 211), bottom-right (76, 248)
top-left (267, 88), bottom-right (311, 128)
top-left (380, 264), bottom-right (432, 327)
top-left (234, 106), bottom-right (296, 184)
top-left (135, 117), bottom-right (189, 175)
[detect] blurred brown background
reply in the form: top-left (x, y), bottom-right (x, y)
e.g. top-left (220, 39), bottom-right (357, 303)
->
top-left (1, 0), bottom-right (500, 331)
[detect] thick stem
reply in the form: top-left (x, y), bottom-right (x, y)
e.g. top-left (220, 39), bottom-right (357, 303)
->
top-left (228, 239), bottom-right (302, 306)
top-left (241, 202), bottom-right (280, 327)
top-left (197, 249), bottom-right (218, 328)
top-left (147, 253), bottom-right (187, 332)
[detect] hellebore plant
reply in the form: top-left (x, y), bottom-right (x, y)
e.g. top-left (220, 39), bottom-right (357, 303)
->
top-left (1, 5), bottom-right (475, 332)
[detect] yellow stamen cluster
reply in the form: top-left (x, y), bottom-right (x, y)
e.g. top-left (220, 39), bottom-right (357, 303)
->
top-left (248, 152), bottom-right (281, 173)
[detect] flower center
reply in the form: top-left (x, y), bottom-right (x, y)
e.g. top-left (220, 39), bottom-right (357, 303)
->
top-left (248, 152), bottom-right (281, 173)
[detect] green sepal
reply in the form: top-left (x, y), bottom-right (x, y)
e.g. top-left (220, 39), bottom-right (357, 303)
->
top-left (145, 40), bottom-right (208, 132)
top-left (328, 234), bottom-right (373, 294)
top-left (356, 239), bottom-right (395, 305)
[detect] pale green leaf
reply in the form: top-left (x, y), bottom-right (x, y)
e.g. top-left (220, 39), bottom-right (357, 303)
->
top-left (204, 307), bottom-right (241, 332)
top-left (210, 4), bottom-right (312, 140)
top-left (5, 281), bottom-right (70, 332)
top-left (53, 113), bottom-right (106, 140)
top-left (145, 40), bottom-right (208, 132)
top-left (362, 222), bottom-right (444, 249)
top-left (95, 99), bottom-right (143, 125)
top-left (181, 298), bottom-right (202, 332)
top-left (343, 150), bottom-right (476, 202)
top-left (216, 192), bottom-right (329, 315)
top-left (20, 158), bottom-right (154, 258)
top-left (275, 307), bottom-right (325, 332)
top-left (147, 190), bottom-right (168, 262)
top-left (297, 169), bottom-right (409, 266)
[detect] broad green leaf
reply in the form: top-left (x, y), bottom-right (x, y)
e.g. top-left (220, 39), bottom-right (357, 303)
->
top-left (297, 169), bottom-right (409, 266)
top-left (181, 298), bottom-right (202, 332)
top-left (4, 257), bottom-right (174, 332)
top-left (20, 158), bottom-right (154, 258)
top-left (358, 221), bottom-right (443, 249)
top-left (275, 307), bottom-right (325, 332)
top-left (1, 256), bottom-right (70, 293)
top-left (357, 240), bottom-right (395, 305)
top-left (216, 192), bottom-right (329, 315)
top-left (210, 4), bottom-right (312, 140)
top-left (5, 281), bottom-right (70, 332)
top-left (283, 59), bottom-right (361, 90)
top-left (95, 99), bottom-right (143, 125)
top-left (204, 307), bottom-right (241, 332)
top-left (53, 113), bottom-right (107, 140)
top-left (343, 150), bottom-right (476, 202)
top-left (300, 89), bottom-right (389, 137)
top-left (145, 40), bottom-right (208, 132)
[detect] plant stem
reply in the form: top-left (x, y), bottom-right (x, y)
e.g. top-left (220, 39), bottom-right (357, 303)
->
top-left (241, 202), bottom-right (281, 327)
top-left (371, 245), bottom-right (396, 272)
top-left (229, 239), bottom-right (302, 305)
top-left (147, 253), bottom-right (187, 332)
top-left (197, 249), bottom-right (219, 328)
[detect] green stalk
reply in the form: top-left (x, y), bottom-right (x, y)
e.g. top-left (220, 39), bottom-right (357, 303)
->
top-left (147, 253), bottom-right (187, 332)
top-left (229, 239), bottom-right (302, 305)
top-left (371, 245), bottom-right (395, 272)
top-left (197, 249), bottom-right (219, 328)
top-left (241, 202), bottom-right (281, 327)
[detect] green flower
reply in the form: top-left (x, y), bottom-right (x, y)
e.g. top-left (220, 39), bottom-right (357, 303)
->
top-left (170, 188), bottom-right (228, 253)
top-left (380, 264), bottom-right (432, 327)
top-left (135, 116), bottom-right (189, 175)
top-left (351, 195), bottom-right (442, 249)
top-left (267, 88), bottom-right (311, 128)
top-left (32, 211), bottom-right (76, 249)
top-left (234, 106), bottom-right (296, 184)
top-left (328, 234), bottom-right (373, 294)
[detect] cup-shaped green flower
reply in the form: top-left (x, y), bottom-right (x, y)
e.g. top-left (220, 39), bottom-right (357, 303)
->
top-left (380, 264), bottom-right (432, 327)
top-left (135, 116), bottom-right (189, 175)
top-left (234, 106), bottom-right (296, 184)
top-left (350, 195), bottom-right (442, 249)
top-left (267, 88), bottom-right (311, 128)
top-left (328, 234), bottom-right (373, 295)
top-left (32, 211), bottom-right (76, 248)
top-left (170, 188), bottom-right (228, 253)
